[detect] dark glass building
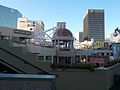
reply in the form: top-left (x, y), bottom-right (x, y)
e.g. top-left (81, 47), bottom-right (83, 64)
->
top-left (0, 5), bottom-right (22, 28)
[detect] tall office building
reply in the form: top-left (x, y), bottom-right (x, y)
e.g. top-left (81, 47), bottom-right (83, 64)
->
top-left (83, 9), bottom-right (104, 41)
top-left (79, 32), bottom-right (84, 42)
top-left (0, 5), bottom-right (22, 28)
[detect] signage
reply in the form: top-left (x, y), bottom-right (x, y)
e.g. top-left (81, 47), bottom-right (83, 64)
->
top-left (90, 58), bottom-right (109, 63)
top-left (14, 29), bottom-right (31, 35)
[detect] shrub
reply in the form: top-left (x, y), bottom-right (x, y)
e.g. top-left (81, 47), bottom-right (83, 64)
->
top-left (51, 63), bottom-right (95, 72)
top-left (104, 60), bottom-right (120, 68)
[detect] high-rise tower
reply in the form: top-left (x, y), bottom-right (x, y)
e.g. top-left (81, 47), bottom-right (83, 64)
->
top-left (83, 9), bottom-right (104, 41)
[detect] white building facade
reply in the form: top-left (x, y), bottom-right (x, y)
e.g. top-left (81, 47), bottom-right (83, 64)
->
top-left (17, 17), bottom-right (44, 31)
top-left (17, 17), bottom-right (45, 43)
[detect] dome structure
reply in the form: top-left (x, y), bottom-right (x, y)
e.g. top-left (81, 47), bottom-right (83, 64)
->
top-left (53, 28), bottom-right (73, 37)
top-left (52, 27), bottom-right (75, 64)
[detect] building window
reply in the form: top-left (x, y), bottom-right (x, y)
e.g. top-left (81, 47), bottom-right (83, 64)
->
top-left (27, 24), bottom-right (30, 27)
top-left (107, 53), bottom-right (109, 56)
top-left (33, 22), bottom-right (35, 24)
top-left (59, 40), bottom-right (70, 51)
top-left (1, 36), bottom-right (10, 40)
top-left (53, 56), bottom-right (57, 63)
top-left (46, 56), bottom-right (52, 61)
top-left (38, 56), bottom-right (44, 61)
top-left (30, 28), bottom-right (33, 30)
top-left (12, 37), bottom-right (19, 43)
top-left (111, 53), bottom-right (113, 56)
top-left (101, 53), bottom-right (104, 56)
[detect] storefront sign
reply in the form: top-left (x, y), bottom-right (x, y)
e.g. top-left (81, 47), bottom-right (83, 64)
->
top-left (90, 58), bottom-right (109, 63)
top-left (14, 29), bottom-right (31, 35)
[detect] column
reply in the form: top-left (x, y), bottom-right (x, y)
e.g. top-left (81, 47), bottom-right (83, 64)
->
top-left (70, 41), bottom-right (73, 48)
top-left (58, 40), bottom-right (60, 48)
top-left (44, 56), bottom-right (46, 62)
top-left (0, 32), bottom-right (1, 40)
top-left (70, 57), bottom-right (72, 64)
top-left (57, 56), bottom-right (59, 63)
top-left (51, 56), bottom-right (54, 63)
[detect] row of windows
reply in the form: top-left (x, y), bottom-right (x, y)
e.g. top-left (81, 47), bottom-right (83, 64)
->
top-left (88, 26), bottom-right (104, 28)
top-left (89, 30), bottom-right (104, 32)
top-left (89, 18), bottom-right (104, 20)
top-left (89, 21), bottom-right (104, 23)
top-left (88, 21), bottom-right (104, 23)
top-left (88, 22), bottom-right (104, 27)
top-left (0, 35), bottom-right (10, 40)
top-left (27, 24), bottom-right (35, 27)
top-left (38, 56), bottom-right (73, 63)
top-left (89, 34), bottom-right (104, 36)
top-left (89, 33), bottom-right (104, 35)
top-left (38, 56), bottom-right (52, 62)
top-left (89, 14), bottom-right (104, 17)
top-left (89, 31), bottom-right (104, 34)
top-left (89, 29), bottom-right (104, 31)
top-left (89, 25), bottom-right (104, 27)
top-left (88, 24), bottom-right (104, 26)
top-left (89, 19), bottom-right (104, 21)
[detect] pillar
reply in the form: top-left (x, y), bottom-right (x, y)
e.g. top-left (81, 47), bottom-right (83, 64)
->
top-left (57, 56), bottom-right (59, 63)
top-left (58, 40), bottom-right (60, 48)
top-left (51, 56), bottom-right (54, 63)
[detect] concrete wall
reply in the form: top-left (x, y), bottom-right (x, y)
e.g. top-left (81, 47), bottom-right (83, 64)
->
top-left (0, 26), bottom-right (34, 39)
top-left (105, 64), bottom-right (120, 90)
top-left (0, 74), bottom-right (55, 90)
top-left (26, 45), bottom-right (56, 55)
top-left (52, 64), bottom-right (120, 90)
top-left (53, 69), bottom-right (107, 90)
top-left (0, 79), bottom-right (53, 90)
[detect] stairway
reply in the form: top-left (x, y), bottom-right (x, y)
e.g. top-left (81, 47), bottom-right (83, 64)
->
top-left (0, 39), bottom-right (50, 74)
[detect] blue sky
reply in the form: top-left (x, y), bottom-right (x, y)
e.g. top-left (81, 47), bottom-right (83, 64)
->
top-left (0, 0), bottom-right (120, 38)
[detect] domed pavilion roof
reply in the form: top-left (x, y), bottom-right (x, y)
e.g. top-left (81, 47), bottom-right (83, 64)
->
top-left (53, 28), bottom-right (73, 37)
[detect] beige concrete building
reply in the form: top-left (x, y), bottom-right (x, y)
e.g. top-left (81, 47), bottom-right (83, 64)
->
top-left (17, 17), bottom-right (44, 31)
top-left (0, 26), bottom-right (34, 43)
top-left (17, 17), bottom-right (45, 43)
top-left (83, 9), bottom-right (105, 41)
